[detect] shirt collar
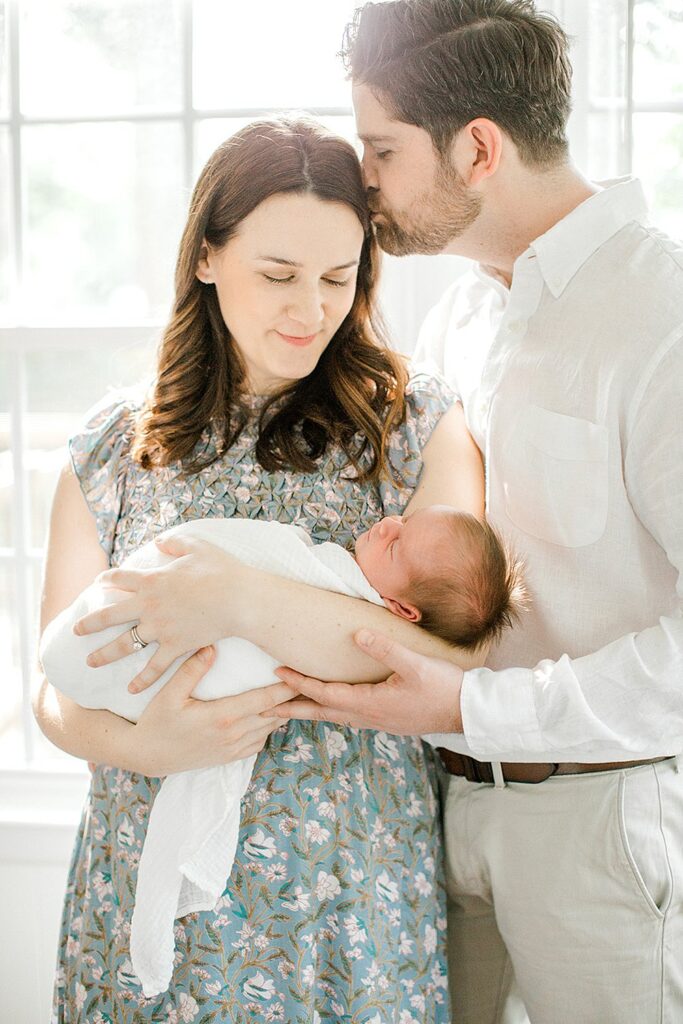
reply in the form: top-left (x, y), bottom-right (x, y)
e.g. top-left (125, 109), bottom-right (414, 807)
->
top-left (526, 176), bottom-right (649, 299)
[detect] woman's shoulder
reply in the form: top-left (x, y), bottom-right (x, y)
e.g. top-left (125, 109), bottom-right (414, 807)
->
top-left (379, 369), bottom-right (457, 511)
top-left (72, 388), bottom-right (145, 448)
top-left (401, 368), bottom-right (456, 443)
top-left (69, 386), bottom-right (150, 471)
top-left (67, 388), bottom-right (147, 557)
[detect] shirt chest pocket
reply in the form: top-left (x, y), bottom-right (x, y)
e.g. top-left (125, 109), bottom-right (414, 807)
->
top-left (500, 404), bottom-right (609, 548)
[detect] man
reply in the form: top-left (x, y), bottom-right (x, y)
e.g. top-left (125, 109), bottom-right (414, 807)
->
top-left (278, 1), bottom-right (683, 1021)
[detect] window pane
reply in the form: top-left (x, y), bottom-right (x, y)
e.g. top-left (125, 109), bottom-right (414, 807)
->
top-left (588, 0), bottom-right (628, 102)
top-left (23, 122), bottom-right (184, 321)
top-left (0, 564), bottom-right (24, 767)
top-left (587, 111), bottom-right (629, 178)
top-left (0, 348), bottom-right (11, 548)
top-left (25, 341), bottom-right (155, 548)
top-left (0, 127), bottom-right (11, 314)
top-left (633, 113), bottom-right (683, 240)
top-left (193, 0), bottom-right (357, 110)
top-left (633, 1), bottom-right (683, 104)
top-left (19, 0), bottom-right (183, 116)
top-left (0, 0), bottom-right (8, 117)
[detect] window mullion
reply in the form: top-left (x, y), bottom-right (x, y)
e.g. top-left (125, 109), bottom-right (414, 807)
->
top-left (182, 0), bottom-right (194, 192)
top-left (625, 0), bottom-right (635, 174)
top-left (8, 0), bottom-right (22, 315)
top-left (9, 349), bottom-right (35, 764)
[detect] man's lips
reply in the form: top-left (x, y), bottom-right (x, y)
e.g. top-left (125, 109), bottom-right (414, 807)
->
top-left (276, 331), bottom-right (318, 347)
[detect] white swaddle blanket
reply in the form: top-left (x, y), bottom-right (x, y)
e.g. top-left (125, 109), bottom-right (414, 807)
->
top-left (39, 517), bottom-right (383, 998)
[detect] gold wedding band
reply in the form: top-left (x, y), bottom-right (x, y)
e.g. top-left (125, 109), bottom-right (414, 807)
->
top-left (130, 625), bottom-right (148, 652)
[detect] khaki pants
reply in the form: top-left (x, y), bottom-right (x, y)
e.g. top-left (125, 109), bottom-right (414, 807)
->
top-left (443, 757), bottom-right (683, 1024)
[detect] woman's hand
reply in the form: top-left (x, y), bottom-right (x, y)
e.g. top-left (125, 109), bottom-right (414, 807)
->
top-left (73, 534), bottom-right (247, 693)
top-left (131, 646), bottom-right (294, 776)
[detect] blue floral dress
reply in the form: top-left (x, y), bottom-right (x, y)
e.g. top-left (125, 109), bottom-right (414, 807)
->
top-left (53, 375), bottom-right (454, 1024)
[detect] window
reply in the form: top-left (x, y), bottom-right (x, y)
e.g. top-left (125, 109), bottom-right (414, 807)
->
top-left (0, 0), bottom-right (360, 769)
top-left (1, 0), bottom-right (681, 773)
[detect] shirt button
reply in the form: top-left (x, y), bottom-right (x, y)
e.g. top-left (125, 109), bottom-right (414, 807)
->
top-left (507, 319), bottom-right (524, 334)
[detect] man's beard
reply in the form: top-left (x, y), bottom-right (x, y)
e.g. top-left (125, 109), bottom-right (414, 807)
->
top-left (370, 160), bottom-right (482, 256)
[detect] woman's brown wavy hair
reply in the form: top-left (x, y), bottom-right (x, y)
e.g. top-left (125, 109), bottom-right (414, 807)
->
top-left (131, 116), bottom-right (408, 483)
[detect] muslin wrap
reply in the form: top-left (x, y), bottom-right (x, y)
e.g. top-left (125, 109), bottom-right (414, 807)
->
top-left (39, 517), bottom-right (382, 997)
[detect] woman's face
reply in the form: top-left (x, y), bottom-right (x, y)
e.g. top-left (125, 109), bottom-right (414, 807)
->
top-left (197, 192), bottom-right (365, 394)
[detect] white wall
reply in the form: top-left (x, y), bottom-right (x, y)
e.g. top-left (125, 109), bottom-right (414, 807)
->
top-left (381, 252), bottom-right (467, 355)
top-left (0, 770), bottom-right (88, 1023)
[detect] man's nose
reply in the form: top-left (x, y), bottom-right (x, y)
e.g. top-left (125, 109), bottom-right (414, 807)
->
top-left (362, 152), bottom-right (379, 191)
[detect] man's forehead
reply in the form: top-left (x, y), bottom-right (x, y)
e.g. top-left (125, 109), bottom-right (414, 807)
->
top-left (352, 83), bottom-right (428, 148)
top-left (352, 82), bottom-right (400, 134)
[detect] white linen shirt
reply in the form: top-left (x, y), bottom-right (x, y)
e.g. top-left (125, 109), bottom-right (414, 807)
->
top-left (417, 178), bottom-right (683, 763)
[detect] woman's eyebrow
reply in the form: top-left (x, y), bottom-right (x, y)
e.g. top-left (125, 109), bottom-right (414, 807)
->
top-left (256, 256), bottom-right (359, 271)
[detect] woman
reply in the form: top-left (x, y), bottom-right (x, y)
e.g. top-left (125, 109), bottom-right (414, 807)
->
top-left (36, 117), bottom-right (484, 1022)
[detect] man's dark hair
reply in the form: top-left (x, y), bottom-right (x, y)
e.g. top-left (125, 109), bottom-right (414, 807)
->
top-left (343, 0), bottom-right (572, 166)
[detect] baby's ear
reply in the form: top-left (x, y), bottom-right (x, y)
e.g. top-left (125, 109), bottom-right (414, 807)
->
top-left (382, 597), bottom-right (422, 623)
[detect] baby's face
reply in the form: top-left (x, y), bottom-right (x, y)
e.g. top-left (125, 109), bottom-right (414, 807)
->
top-left (355, 506), bottom-right (453, 602)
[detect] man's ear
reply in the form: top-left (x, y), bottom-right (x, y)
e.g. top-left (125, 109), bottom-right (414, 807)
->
top-left (453, 117), bottom-right (503, 187)
top-left (195, 240), bottom-right (214, 284)
top-left (383, 597), bottom-right (422, 623)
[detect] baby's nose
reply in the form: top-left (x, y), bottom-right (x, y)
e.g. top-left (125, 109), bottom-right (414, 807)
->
top-left (378, 516), bottom-right (400, 537)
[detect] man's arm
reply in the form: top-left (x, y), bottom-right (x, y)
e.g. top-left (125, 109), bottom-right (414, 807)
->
top-left (459, 336), bottom-right (683, 761)
top-left (284, 339), bottom-right (683, 758)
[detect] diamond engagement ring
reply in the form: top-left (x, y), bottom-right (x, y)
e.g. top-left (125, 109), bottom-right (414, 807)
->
top-left (130, 625), bottom-right (148, 652)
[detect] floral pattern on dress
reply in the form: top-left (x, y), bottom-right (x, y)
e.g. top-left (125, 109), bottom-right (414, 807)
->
top-left (53, 374), bottom-right (455, 1024)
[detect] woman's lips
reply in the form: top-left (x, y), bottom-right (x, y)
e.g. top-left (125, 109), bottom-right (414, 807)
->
top-left (276, 331), bottom-right (318, 347)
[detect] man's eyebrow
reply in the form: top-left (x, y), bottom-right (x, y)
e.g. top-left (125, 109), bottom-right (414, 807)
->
top-left (256, 256), bottom-right (359, 271)
top-left (358, 134), bottom-right (397, 145)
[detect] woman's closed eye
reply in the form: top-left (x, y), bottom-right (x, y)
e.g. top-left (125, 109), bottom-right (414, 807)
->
top-left (322, 277), bottom-right (351, 288)
top-left (263, 274), bottom-right (294, 285)
top-left (263, 274), bottom-right (350, 288)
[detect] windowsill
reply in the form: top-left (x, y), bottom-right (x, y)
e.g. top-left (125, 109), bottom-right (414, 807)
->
top-left (0, 765), bottom-right (89, 828)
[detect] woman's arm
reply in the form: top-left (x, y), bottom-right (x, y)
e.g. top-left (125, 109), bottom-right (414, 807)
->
top-left (73, 403), bottom-right (487, 691)
top-left (33, 463), bottom-right (292, 773)
top-left (403, 401), bottom-right (485, 517)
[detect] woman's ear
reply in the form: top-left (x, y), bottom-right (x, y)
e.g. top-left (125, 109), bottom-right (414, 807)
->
top-left (195, 240), bottom-right (214, 284)
top-left (382, 596), bottom-right (422, 623)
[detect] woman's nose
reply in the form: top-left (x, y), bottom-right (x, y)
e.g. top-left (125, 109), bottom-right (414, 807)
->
top-left (286, 285), bottom-right (324, 328)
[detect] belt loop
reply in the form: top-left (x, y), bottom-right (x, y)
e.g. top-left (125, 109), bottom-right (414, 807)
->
top-left (492, 761), bottom-right (506, 789)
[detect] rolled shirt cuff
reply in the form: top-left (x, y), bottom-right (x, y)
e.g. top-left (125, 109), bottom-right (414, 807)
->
top-left (460, 666), bottom-right (544, 760)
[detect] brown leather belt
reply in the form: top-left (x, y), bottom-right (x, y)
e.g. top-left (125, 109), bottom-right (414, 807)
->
top-left (437, 749), bottom-right (671, 785)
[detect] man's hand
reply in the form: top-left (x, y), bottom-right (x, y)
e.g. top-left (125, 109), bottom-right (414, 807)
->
top-left (275, 628), bottom-right (465, 735)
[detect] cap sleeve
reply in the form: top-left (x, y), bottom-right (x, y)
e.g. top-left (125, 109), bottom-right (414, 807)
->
top-left (380, 371), bottom-right (456, 514)
top-left (68, 393), bottom-right (138, 560)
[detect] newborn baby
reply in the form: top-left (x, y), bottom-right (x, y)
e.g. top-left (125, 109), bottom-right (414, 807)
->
top-left (40, 507), bottom-right (518, 997)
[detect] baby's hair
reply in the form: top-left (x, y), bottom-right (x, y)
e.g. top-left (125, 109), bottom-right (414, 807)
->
top-left (410, 512), bottom-right (525, 651)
